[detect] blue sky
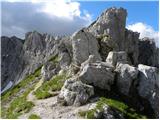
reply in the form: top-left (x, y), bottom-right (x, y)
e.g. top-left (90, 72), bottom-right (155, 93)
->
top-left (1, 0), bottom-right (159, 46)
top-left (80, 1), bottom-right (159, 30)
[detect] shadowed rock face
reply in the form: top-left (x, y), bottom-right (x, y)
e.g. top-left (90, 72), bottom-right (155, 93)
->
top-left (138, 37), bottom-right (159, 67)
top-left (1, 36), bottom-right (24, 90)
top-left (137, 64), bottom-right (159, 117)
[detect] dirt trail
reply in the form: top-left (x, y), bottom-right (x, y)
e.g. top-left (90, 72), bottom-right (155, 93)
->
top-left (19, 78), bottom-right (94, 119)
top-left (27, 78), bottom-right (44, 102)
top-left (19, 95), bottom-right (95, 119)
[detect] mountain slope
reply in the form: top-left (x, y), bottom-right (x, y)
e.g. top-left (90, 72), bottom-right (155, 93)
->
top-left (1, 7), bottom-right (159, 119)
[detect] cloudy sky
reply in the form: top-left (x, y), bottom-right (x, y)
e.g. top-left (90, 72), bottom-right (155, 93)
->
top-left (1, 0), bottom-right (159, 46)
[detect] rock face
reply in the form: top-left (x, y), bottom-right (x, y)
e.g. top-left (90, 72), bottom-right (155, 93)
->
top-left (138, 37), bottom-right (159, 67)
top-left (115, 63), bottom-right (138, 96)
top-left (79, 61), bottom-right (115, 90)
top-left (88, 8), bottom-right (139, 66)
top-left (88, 7), bottom-right (127, 51)
top-left (124, 29), bottom-right (139, 65)
top-left (1, 36), bottom-right (24, 90)
top-left (72, 29), bottom-right (101, 66)
top-left (137, 64), bottom-right (159, 117)
top-left (41, 61), bottom-right (60, 81)
top-left (58, 78), bottom-right (94, 106)
top-left (1, 31), bottom-right (72, 91)
top-left (106, 51), bottom-right (128, 66)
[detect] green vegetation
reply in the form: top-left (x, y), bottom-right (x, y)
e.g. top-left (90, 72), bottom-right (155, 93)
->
top-left (1, 66), bottom-right (42, 119)
top-left (1, 89), bottom-right (34, 119)
top-left (34, 72), bottom-right (68, 99)
top-left (1, 66), bottom-right (42, 102)
top-left (28, 114), bottom-right (41, 119)
top-left (48, 55), bottom-right (60, 64)
top-left (79, 97), bottom-right (147, 119)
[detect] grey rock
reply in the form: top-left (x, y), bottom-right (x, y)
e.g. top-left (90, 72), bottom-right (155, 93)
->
top-left (106, 51), bottom-right (128, 66)
top-left (91, 104), bottom-right (124, 119)
top-left (24, 31), bottom-right (46, 53)
top-left (72, 29), bottom-right (101, 66)
top-left (59, 52), bottom-right (71, 69)
top-left (81, 55), bottom-right (99, 68)
top-left (58, 78), bottom-right (94, 106)
top-left (115, 63), bottom-right (138, 96)
top-left (102, 105), bottom-right (124, 119)
top-left (138, 37), bottom-right (159, 67)
top-left (41, 61), bottom-right (60, 81)
top-left (88, 7), bottom-right (127, 51)
top-left (88, 7), bottom-right (139, 65)
top-left (1, 31), bottom-right (72, 91)
top-left (79, 62), bottom-right (115, 90)
top-left (124, 29), bottom-right (139, 65)
top-left (1, 36), bottom-right (24, 90)
top-left (137, 64), bottom-right (159, 117)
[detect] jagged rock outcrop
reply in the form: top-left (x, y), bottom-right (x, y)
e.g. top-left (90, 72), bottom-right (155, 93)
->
top-left (115, 63), bottom-right (138, 96)
top-left (138, 37), bottom-right (159, 67)
top-left (72, 29), bottom-right (101, 66)
top-left (106, 51), bottom-right (128, 66)
top-left (88, 7), bottom-right (127, 51)
top-left (88, 8), bottom-right (139, 65)
top-left (1, 36), bottom-right (24, 90)
top-left (137, 64), bottom-right (159, 117)
top-left (58, 78), bottom-right (94, 106)
top-left (79, 61), bottom-right (115, 90)
top-left (41, 61), bottom-right (60, 81)
top-left (1, 31), bottom-right (72, 91)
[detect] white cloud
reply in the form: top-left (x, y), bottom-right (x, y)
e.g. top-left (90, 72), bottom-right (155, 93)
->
top-left (127, 22), bottom-right (159, 47)
top-left (38, 0), bottom-right (81, 20)
top-left (1, 1), bottom-right (92, 38)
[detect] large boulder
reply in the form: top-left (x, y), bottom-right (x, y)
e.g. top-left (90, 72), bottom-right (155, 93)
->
top-left (138, 37), bottom-right (159, 67)
top-left (72, 29), bottom-right (101, 66)
top-left (106, 51), bottom-right (128, 66)
top-left (58, 78), bottom-right (94, 106)
top-left (79, 62), bottom-right (115, 90)
top-left (137, 64), bottom-right (159, 117)
top-left (115, 63), bottom-right (138, 96)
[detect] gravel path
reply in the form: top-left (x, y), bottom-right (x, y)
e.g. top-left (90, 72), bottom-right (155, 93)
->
top-left (19, 79), bottom-right (95, 119)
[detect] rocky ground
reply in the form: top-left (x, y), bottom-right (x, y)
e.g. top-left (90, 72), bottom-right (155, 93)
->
top-left (18, 78), bottom-right (94, 119)
top-left (1, 7), bottom-right (159, 119)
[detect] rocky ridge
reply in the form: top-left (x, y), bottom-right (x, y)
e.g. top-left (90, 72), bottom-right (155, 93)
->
top-left (1, 7), bottom-right (159, 119)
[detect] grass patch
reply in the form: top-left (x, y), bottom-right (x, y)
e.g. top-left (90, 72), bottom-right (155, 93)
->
top-left (78, 97), bottom-right (147, 119)
top-left (34, 72), bottom-right (68, 99)
top-left (1, 66), bottom-right (42, 119)
top-left (1, 89), bottom-right (34, 119)
top-left (28, 114), bottom-right (41, 119)
top-left (48, 55), bottom-right (60, 64)
top-left (1, 66), bottom-right (42, 102)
